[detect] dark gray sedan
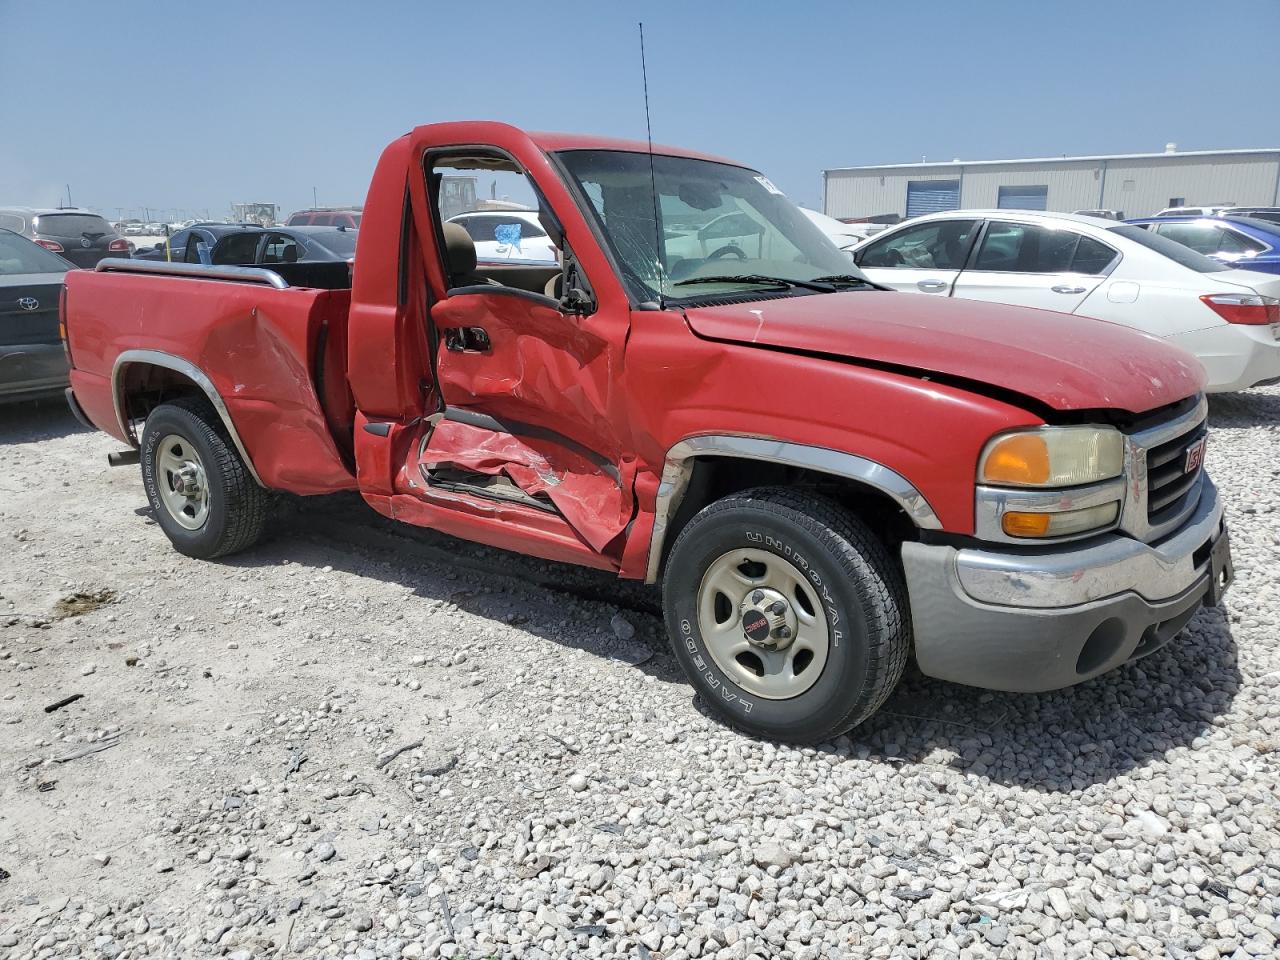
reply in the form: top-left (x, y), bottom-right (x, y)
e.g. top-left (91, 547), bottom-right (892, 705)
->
top-left (0, 208), bottom-right (130, 269)
top-left (0, 229), bottom-right (72, 403)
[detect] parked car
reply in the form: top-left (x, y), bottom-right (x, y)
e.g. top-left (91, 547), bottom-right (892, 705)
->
top-left (122, 222), bottom-right (146, 236)
top-left (445, 210), bottom-right (557, 263)
top-left (132, 224), bottom-right (261, 263)
top-left (799, 208), bottom-right (878, 258)
top-left (286, 208), bottom-right (363, 229)
top-left (1218, 206), bottom-right (1280, 227)
top-left (1073, 209), bottom-right (1124, 220)
top-left (0, 208), bottom-right (130, 268)
top-left (207, 225), bottom-right (358, 265)
top-left (0, 229), bottom-right (72, 402)
top-left (64, 121), bottom-right (1231, 744)
top-left (1155, 205), bottom-right (1232, 217)
top-left (1125, 215), bottom-right (1280, 275)
top-left (851, 209), bottom-right (1280, 392)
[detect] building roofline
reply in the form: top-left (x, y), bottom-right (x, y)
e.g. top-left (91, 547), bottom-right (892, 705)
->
top-left (824, 147), bottom-right (1280, 174)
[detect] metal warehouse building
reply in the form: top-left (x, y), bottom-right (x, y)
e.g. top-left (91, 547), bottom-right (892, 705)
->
top-left (823, 146), bottom-right (1280, 221)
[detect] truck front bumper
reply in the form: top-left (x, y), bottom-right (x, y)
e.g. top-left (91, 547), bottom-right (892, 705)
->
top-left (901, 477), bottom-right (1229, 692)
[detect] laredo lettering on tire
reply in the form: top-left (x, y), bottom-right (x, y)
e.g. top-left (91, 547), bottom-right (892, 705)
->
top-left (662, 487), bottom-right (909, 743)
top-left (140, 397), bottom-right (269, 560)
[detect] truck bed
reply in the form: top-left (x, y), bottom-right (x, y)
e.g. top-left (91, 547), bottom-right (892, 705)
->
top-left (65, 260), bottom-right (357, 494)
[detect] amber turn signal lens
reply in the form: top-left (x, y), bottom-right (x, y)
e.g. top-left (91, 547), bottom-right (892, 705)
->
top-left (1001, 511), bottom-right (1053, 537)
top-left (982, 434), bottom-right (1051, 485)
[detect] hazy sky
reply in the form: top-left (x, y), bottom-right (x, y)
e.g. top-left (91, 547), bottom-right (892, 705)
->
top-left (2, 0), bottom-right (1277, 221)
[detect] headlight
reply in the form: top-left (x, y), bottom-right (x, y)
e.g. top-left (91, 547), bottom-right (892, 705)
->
top-left (979, 426), bottom-right (1123, 488)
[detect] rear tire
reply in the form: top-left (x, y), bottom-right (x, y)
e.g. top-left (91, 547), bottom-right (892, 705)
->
top-left (662, 487), bottom-right (909, 743)
top-left (140, 398), bottom-right (268, 559)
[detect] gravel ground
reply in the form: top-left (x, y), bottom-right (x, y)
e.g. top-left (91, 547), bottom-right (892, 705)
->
top-left (2, 389), bottom-right (1278, 960)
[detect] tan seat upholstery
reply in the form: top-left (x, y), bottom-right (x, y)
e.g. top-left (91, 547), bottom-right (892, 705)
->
top-left (442, 222), bottom-right (496, 288)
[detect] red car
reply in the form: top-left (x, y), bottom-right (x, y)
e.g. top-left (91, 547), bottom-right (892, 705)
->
top-left (63, 122), bottom-right (1231, 743)
top-left (286, 208), bottom-right (362, 229)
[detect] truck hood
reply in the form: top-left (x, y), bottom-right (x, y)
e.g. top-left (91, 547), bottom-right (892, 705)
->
top-left (681, 291), bottom-right (1204, 414)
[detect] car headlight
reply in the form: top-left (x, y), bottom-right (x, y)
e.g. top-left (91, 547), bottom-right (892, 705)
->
top-left (979, 426), bottom-right (1124, 488)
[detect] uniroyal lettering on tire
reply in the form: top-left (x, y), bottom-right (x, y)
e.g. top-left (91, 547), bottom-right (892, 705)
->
top-left (662, 487), bottom-right (909, 744)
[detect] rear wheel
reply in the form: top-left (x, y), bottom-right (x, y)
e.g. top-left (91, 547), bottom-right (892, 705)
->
top-left (663, 487), bottom-right (909, 743)
top-left (140, 398), bottom-right (268, 559)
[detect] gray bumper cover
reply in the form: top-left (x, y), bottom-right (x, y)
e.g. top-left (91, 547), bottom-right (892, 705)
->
top-left (0, 343), bottom-right (69, 401)
top-left (902, 479), bottom-right (1225, 692)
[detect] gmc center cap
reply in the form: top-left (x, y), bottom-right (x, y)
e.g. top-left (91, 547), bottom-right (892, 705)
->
top-left (742, 609), bottom-right (772, 644)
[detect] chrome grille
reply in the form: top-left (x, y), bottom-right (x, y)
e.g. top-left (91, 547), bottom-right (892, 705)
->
top-left (1146, 419), bottom-right (1207, 523)
top-left (1118, 395), bottom-right (1208, 543)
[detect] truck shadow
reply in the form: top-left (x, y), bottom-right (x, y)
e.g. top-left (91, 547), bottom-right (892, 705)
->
top-left (0, 396), bottom-right (91, 445)
top-left (835, 603), bottom-right (1241, 793)
top-left (220, 492), bottom-right (679, 687)
top-left (221, 492), bottom-right (1240, 793)
top-left (1208, 386), bottom-right (1280, 428)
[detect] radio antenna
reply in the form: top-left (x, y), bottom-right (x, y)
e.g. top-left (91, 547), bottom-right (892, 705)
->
top-left (638, 22), bottom-right (665, 309)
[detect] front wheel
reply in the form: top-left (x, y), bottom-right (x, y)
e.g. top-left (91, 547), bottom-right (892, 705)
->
top-left (140, 398), bottom-right (268, 559)
top-left (662, 488), bottom-right (909, 743)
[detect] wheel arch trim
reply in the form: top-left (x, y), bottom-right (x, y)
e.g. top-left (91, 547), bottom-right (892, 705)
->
top-left (111, 348), bottom-right (264, 487)
top-left (645, 434), bottom-right (942, 583)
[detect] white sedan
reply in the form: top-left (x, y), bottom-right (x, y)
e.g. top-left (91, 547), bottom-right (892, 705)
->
top-left (850, 210), bottom-right (1280, 392)
top-left (445, 210), bottom-right (557, 264)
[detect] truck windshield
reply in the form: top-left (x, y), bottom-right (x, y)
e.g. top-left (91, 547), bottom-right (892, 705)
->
top-left (557, 150), bottom-right (859, 303)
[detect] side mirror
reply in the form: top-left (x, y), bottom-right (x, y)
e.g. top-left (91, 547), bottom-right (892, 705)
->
top-left (559, 287), bottom-right (593, 316)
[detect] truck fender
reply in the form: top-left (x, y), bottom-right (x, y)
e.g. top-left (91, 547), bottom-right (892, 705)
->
top-left (644, 435), bottom-right (942, 583)
top-left (111, 349), bottom-right (264, 487)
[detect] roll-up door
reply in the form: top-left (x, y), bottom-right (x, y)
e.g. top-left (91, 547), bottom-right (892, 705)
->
top-left (996, 184), bottom-right (1048, 210)
top-left (905, 180), bottom-right (961, 218)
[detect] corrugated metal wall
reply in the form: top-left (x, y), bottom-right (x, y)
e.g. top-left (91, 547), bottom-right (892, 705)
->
top-left (961, 161), bottom-right (1099, 209)
top-left (824, 153), bottom-right (1280, 219)
top-left (1099, 155), bottom-right (1279, 218)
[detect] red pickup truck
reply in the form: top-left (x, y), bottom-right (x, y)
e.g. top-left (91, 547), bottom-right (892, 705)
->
top-left (63, 122), bottom-right (1233, 743)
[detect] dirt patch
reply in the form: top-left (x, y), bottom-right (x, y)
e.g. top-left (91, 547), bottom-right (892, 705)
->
top-left (51, 589), bottom-right (118, 620)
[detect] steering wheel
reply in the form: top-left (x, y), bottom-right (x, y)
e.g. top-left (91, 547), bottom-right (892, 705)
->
top-left (707, 244), bottom-right (747, 261)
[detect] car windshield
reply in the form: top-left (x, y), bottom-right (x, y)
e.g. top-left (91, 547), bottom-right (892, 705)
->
top-left (1109, 224), bottom-right (1230, 273)
top-left (0, 231), bottom-right (71, 275)
top-left (557, 150), bottom-right (858, 302)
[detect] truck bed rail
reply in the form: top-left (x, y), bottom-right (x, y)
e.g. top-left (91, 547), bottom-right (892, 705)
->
top-left (94, 258), bottom-right (289, 289)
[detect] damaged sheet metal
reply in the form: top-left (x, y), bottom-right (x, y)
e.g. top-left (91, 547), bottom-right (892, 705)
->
top-left (424, 291), bottom-right (633, 554)
top-left (422, 418), bottom-right (629, 553)
top-left (201, 291), bottom-right (355, 493)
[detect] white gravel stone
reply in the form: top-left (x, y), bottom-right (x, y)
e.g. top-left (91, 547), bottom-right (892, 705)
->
top-left (3, 389), bottom-right (1279, 960)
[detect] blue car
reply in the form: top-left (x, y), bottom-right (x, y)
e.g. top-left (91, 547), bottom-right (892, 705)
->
top-left (1125, 215), bottom-right (1280, 275)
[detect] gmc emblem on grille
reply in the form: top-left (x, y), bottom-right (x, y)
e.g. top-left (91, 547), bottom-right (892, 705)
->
top-left (1183, 436), bottom-right (1207, 474)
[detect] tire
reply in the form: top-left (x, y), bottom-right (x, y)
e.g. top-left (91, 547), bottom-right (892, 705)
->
top-left (662, 487), bottom-right (909, 743)
top-left (140, 397), bottom-right (268, 559)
